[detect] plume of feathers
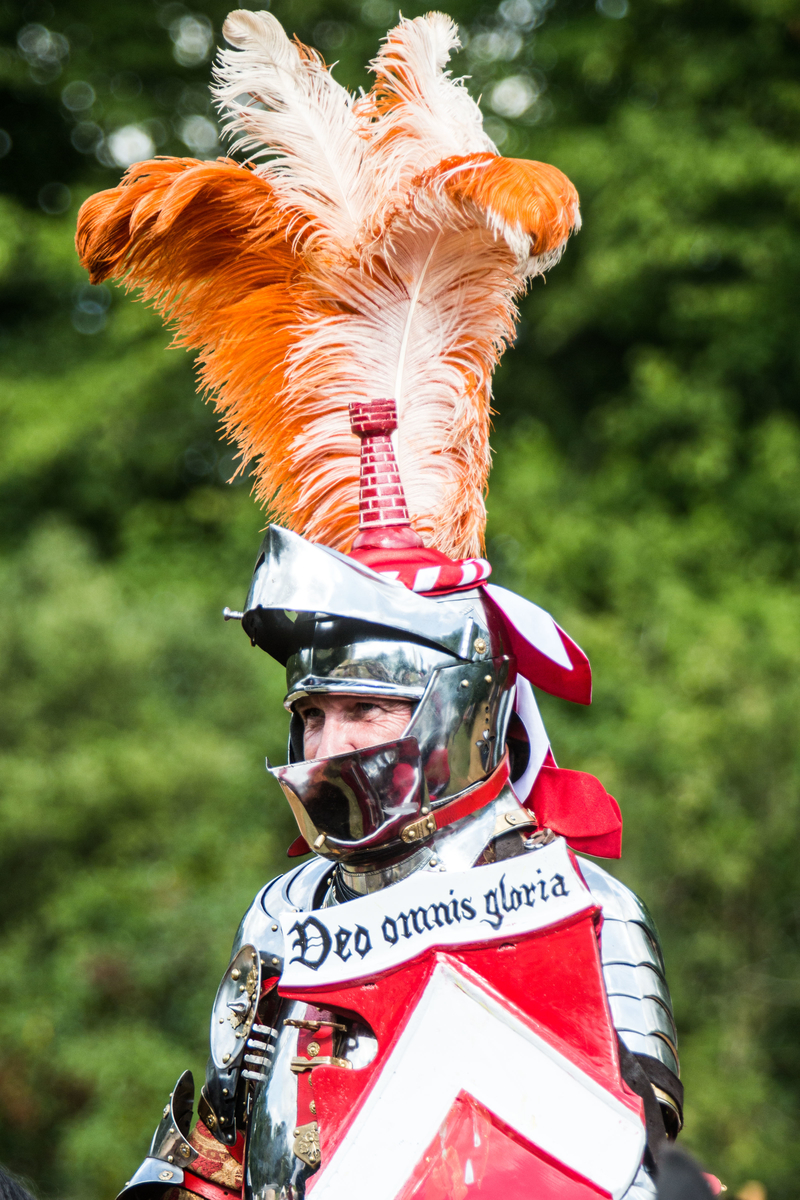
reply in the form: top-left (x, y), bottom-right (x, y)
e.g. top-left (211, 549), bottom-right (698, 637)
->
top-left (76, 9), bottom-right (580, 559)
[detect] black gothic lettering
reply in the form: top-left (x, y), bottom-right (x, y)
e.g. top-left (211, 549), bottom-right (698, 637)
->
top-left (429, 902), bottom-right (453, 928)
top-left (353, 925), bottom-right (372, 958)
top-left (482, 888), bottom-right (504, 930)
top-left (382, 916), bottom-right (399, 945)
top-left (288, 916), bottom-right (332, 971)
top-left (334, 927), bottom-right (352, 961)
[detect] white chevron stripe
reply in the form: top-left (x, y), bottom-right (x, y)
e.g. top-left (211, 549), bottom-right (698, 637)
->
top-left (313, 961), bottom-right (645, 1200)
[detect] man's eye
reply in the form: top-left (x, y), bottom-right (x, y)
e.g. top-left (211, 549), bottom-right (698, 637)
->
top-left (301, 707), bottom-right (324, 723)
top-left (354, 702), bottom-right (378, 715)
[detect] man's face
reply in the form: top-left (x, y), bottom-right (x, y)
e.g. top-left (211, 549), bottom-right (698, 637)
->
top-left (295, 694), bottom-right (414, 760)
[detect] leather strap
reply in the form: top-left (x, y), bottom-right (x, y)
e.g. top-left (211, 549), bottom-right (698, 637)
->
top-left (432, 750), bottom-right (511, 829)
top-left (399, 752), bottom-right (511, 844)
top-left (294, 1007), bottom-right (337, 1123)
top-left (180, 1171), bottom-right (241, 1199)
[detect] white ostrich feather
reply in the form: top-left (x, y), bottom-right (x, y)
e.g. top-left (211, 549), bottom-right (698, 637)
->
top-left (212, 9), bottom-right (369, 250)
top-left (363, 14), bottom-right (496, 208)
top-left (278, 194), bottom-right (520, 553)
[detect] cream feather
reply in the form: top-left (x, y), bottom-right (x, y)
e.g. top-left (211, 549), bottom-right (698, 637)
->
top-left (212, 10), bottom-right (369, 251)
top-left (362, 14), bottom-right (496, 219)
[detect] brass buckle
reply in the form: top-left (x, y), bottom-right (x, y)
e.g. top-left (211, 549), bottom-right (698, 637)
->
top-left (290, 1055), bottom-right (352, 1074)
top-left (400, 813), bottom-right (437, 844)
top-left (283, 1018), bottom-right (347, 1032)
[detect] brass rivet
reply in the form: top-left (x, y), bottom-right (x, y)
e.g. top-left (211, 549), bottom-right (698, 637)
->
top-left (484, 674), bottom-right (492, 683)
top-left (429, 857), bottom-right (438, 866)
top-left (307, 1041), bottom-right (321, 1057)
top-left (474, 637), bottom-right (487, 654)
top-left (460, 679), bottom-right (469, 688)
top-left (231, 968), bottom-right (241, 980)
top-left (218, 1017), bottom-right (225, 1024)
top-left (222, 1088), bottom-right (229, 1096)
top-left (223, 1052), bottom-right (231, 1063)
top-left (421, 806), bottom-right (430, 814)
top-left (167, 1155), bottom-right (174, 1164)
top-left (271, 924), bottom-right (279, 932)
top-left (272, 956), bottom-right (280, 965)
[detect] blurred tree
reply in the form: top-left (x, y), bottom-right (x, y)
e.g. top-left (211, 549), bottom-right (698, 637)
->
top-left (0, 0), bottom-right (798, 1196)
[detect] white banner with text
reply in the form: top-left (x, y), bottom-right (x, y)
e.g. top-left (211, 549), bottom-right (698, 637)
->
top-left (279, 838), bottom-right (595, 988)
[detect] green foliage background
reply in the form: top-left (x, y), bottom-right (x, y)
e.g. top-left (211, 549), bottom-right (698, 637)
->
top-left (1, 0), bottom-right (799, 1194)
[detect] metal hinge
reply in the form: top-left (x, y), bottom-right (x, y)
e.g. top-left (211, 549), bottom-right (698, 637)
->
top-left (290, 1055), bottom-right (352, 1074)
top-left (293, 1121), bottom-right (321, 1167)
top-left (400, 813), bottom-right (437, 844)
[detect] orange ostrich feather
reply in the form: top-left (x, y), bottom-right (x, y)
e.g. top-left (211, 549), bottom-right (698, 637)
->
top-left (76, 10), bottom-right (580, 558)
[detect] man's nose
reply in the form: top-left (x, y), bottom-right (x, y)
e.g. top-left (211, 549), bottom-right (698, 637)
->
top-left (315, 714), bottom-right (357, 759)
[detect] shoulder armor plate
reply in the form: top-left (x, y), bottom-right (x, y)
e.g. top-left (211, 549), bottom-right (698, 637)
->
top-left (232, 857), bottom-right (333, 959)
top-left (204, 858), bottom-right (333, 1144)
top-left (579, 859), bottom-right (679, 1077)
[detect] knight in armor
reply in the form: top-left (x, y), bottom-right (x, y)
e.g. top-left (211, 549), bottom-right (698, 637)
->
top-left (76, 10), bottom-right (684, 1198)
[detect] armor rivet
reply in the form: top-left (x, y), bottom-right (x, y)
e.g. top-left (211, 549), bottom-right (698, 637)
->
top-left (421, 806), bottom-right (430, 814)
top-left (474, 637), bottom-right (487, 654)
top-left (223, 1053), bottom-right (231, 1063)
top-left (167, 1155), bottom-right (174, 1164)
top-left (219, 1018), bottom-right (224, 1024)
top-left (460, 679), bottom-right (469, 688)
top-left (271, 924), bottom-right (278, 932)
top-left (231, 968), bottom-right (241, 980)
top-left (272, 957), bottom-right (280, 965)
top-left (223, 1089), bottom-right (229, 1096)
top-left (163, 1105), bottom-right (169, 1118)
top-left (307, 1041), bottom-right (320, 1057)
top-left (484, 674), bottom-right (492, 683)
top-left (252, 951), bottom-right (258, 960)
top-left (239, 985), bottom-right (246, 993)
top-left (429, 858), bottom-right (438, 866)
